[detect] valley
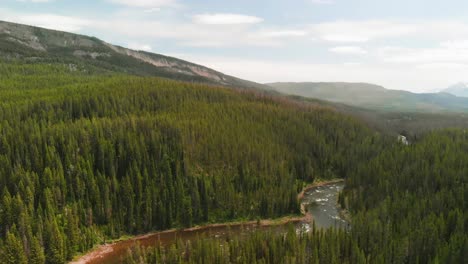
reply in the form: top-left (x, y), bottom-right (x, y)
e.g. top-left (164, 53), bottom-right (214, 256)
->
top-left (0, 18), bottom-right (466, 264)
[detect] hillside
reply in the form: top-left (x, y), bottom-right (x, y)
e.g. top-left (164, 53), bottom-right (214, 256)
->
top-left (0, 20), bottom-right (268, 90)
top-left (125, 129), bottom-right (468, 264)
top-left (268, 82), bottom-right (468, 113)
top-left (4, 20), bottom-right (468, 137)
top-left (0, 62), bottom-right (383, 263)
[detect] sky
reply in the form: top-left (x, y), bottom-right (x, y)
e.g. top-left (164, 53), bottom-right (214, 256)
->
top-left (2, 0), bottom-right (468, 92)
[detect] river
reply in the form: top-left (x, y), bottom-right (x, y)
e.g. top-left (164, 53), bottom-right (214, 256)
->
top-left (301, 181), bottom-right (347, 229)
top-left (71, 181), bottom-right (347, 264)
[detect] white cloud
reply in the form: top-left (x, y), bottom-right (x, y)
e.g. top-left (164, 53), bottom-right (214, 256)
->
top-left (343, 62), bottom-right (362, 66)
top-left (440, 40), bottom-right (468, 49)
top-left (178, 40), bottom-right (232, 48)
top-left (144, 7), bottom-right (161, 13)
top-left (0, 10), bottom-right (91, 32)
top-left (127, 42), bottom-right (152, 51)
top-left (378, 43), bottom-right (468, 64)
top-left (107, 0), bottom-right (176, 8)
top-left (329, 46), bottom-right (367, 55)
top-left (311, 20), bottom-right (419, 43)
top-left (94, 19), bottom-right (280, 47)
top-left (92, 15), bottom-right (309, 47)
top-left (262, 30), bottom-right (308, 38)
top-left (310, 20), bottom-right (468, 43)
top-left (416, 63), bottom-right (468, 70)
top-left (193, 13), bottom-right (263, 25)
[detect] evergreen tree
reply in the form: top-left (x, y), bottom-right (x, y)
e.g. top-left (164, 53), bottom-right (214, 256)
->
top-left (29, 236), bottom-right (46, 264)
top-left (2, 228), bottom-right (28, 264)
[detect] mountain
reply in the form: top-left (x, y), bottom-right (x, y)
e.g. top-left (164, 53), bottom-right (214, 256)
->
top-left (5, 20), bottom-right (468, 137)
top-left (442, 82), bottom-right (468, 97)
top-left (268, 82), bottom-right (468, 113)
top-left (0, 20), bottom-right (269, 90)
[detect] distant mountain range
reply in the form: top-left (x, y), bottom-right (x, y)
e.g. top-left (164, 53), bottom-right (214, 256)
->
top-left (5, 19), bottom-right (468, 119)
top-left (442, 82), bottom-right (468, 98)
top-left (267, 82), bottom-right (468, 113)
top-left (0, 20), bottom-right (269, 90)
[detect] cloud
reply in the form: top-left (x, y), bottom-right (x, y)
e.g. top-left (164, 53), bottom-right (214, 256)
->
top-left (261, 30), bottom-right (308, 38)
top-left (93, 18), bottom-right (291, 47)
top-left (127, 42), bottom-right (152, 51)
top-left (311, 20), bottom-right (419, 43)
top-left (144, 8), bottom-right (161, 13)
top-left (378, 42), bottom-right (468, 64)
top-left (0, 10), bottom-right (91, 32)
top-left (0, 8), bottom-right (281, 48)
top-left (309, 20), bottom-right (468, 44)
top-left (329, 46), bottom-right (367, 55)
top-left (416, 63), bottom-right (468, 70)
top-left (193, 13), bottom-right (263, 25)
top-left (107, 0), bottom-right (176, 8)
top-left (343, 62), bottom-right (362, 66)
top-left (440, 40), bottom-right (468, 49)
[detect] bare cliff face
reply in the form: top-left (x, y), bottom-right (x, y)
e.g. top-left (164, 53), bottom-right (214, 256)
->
top-left (104, 43), bottom-right (227, 84)
top-left (0, 20), bottom-right (267, 90)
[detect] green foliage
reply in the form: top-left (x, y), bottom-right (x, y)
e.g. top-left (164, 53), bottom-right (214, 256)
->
top-left (123, 225), bottom-right (362, 264)
top-left (2, 227), bottom-right (28, 264)
top-left (344, 129), bottom-right (468, 263)
top-left (3, 60), bottom-right (464, 264)
top-left (0, 62), bottom-right (376, 262)
top-left (124, 130), bottom-right (468, 264)
top-left (29, 236), bottom-right (46, 264)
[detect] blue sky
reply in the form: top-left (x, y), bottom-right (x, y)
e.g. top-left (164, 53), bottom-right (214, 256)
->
top-left (2, 0), bottom-right (468, 92)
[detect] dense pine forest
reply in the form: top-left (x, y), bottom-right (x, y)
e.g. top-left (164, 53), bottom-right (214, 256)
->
top-left (123, 225), bottom-right (361, 264)
top-left (0, 61), bottom-right (466, 264)
top-left (124, 130), bottom-right (467, 264)
top-left (0, 62), bottom-right (383, 263)
top-left (344, 130), bottom-right (467, 263)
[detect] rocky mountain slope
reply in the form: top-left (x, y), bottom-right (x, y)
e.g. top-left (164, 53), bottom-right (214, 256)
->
top-left (0, 20), bottom-right (268, 90)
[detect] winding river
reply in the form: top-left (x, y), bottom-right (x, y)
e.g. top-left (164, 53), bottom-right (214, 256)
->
top-left (71, 181), bottom-right (347, 264)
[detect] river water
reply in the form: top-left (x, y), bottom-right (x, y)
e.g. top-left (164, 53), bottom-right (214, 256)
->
top-left (75, 181), bottom-right (347, 264)
top-left (301, 181), bottom-right (347, 229)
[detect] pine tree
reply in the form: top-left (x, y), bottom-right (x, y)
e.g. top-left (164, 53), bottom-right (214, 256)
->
top-left (44, 219), bottom-right (65, 264)
top-left (29, 236), bottom-right (46, 264)
top-left (2, 228), bottom-right (28, 264)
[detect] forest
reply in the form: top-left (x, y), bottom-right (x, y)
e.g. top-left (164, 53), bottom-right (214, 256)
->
top-left (0, 61), bottom-right (466, 263)
top-left (0, 62), bottom-right (385, 263)
top-left (124, 130), bottom-right (467, 264)
top-left (123, 225), bottom-right (362, 264)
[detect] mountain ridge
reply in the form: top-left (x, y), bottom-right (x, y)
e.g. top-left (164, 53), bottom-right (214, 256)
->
top-left (442, 82), bottom-right (468, 97)
top-left (267, 81), bottom-right (468, 113)
top-left (0, 20), bottom-right (269, 90)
